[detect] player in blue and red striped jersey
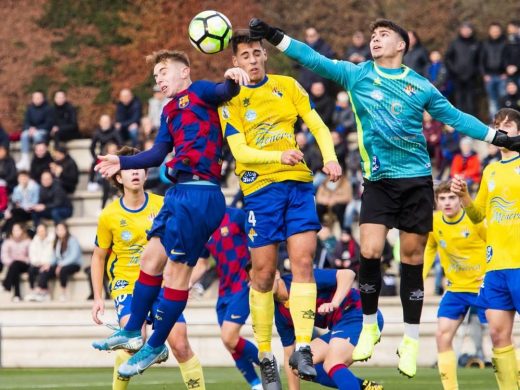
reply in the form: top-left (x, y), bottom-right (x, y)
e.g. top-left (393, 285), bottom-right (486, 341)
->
top-left (191, 207), bottom-right (261, 390)
top-left (93, 50), bottom-right (250, 378)
top-left (269, 268), bottom-right (384, 390)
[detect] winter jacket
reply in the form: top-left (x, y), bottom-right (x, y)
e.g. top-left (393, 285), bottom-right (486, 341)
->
top-left (90, 127), bottom-right (123, 158)
top-left (116, 97), bottom-right (142, 131)
top-left (38, 182), bottom-right (72, 210)
top-left (54, 155), bottom-right (79, 194)
top-left (480, 35), bottom-right (507, 75)
top-left (51, 102), bottom-right (79, 134)
top-left (30, 152), bottom-right (53, 182)
top-left (450, 152), bottom-right (481, 184)
top-left (23, 101), bottom-right (53, 131)
top-left (1, 238), bottom-right (30, 266)
top-left (11, 180), bottom-right (39, 210)
top-left (52, 236), bottom-right (82, 267)
top-left (0, 156), bottom-right (18, 191)
top-left (404, 44), bottom-right (430, 76)
top-left (445, 35), bottom-right (481, 81)
top-left (29, 234), bottom-right (54, 267)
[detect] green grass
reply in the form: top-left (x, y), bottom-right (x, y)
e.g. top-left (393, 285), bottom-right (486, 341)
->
top-left (0, 367), bottom-right (498, 389)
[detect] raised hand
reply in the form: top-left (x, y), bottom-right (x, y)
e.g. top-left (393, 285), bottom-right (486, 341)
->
top-left (224, 67), bottom-right (250, 86)
top-left (95, 154), bottom-right (120, 178)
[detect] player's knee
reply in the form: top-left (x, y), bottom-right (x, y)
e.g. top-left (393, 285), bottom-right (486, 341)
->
top-left (360, 245), bottom-right (383, 259)
top-left (169, 336), bottom-right (192, 361)
top-left (435, 328), bottom-right (451, 348)
top-left (253, 269), bottom-right (276, 291)
top-left (220, 331), bottom-right (239, 351)
top-left (488, 326), bottom-right (510, 346)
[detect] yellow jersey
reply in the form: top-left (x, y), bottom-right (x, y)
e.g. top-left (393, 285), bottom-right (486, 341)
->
top-left (95, 192), bottom-right (163, 298)
top-left (465, 156), bottom-right (520, 271)
top-left (424, 210), bottom-right (487, 293)
top-left (219, 74), bottom-right (337, 196)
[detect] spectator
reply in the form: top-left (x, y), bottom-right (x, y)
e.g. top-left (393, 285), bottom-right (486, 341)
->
top-left (332, 227), bottom-right (360, 273)
top-left (100, 142), bottom-right (119, 208)
top-left (30, 142), bottom-right (53, 184)
top-left (315, 175), bottom-right (352, 227)
top-left (49, 90), bottom-right (80, 146)
top-left (481, 144), bottom-right (501, 169)
top-left (1, 223), bottom-right (31, 302)
top-left (115, 88), bottom-right (142, 147)
top-left (50, 145), bottom-right (79, 194)
top-left (32, 171), bottom-right (73, 225)
top-left (404, 31), bottom-right (429, 76)
top-left (504, 20), bottom-right (520, 84)
top-left (422, 111), bottom-right (443, 168)
top-left (147, 84), bottom-right (168, 130)
top-left (500, 79), bottom-right (520, 110)
top-left (295, 132), bottom-right (323, 187)
top-left (0, 144), bottom-right (18, 192)
top-left (18, 91), bottom-right (53, 170)
top-left (138, 116), bottom-right (157, 149)
top-left (4, 171), bottom-right (39, 233)
top-left (309, 81), bottom-right (334, 128)
top-left (427, 50), bottom-right (451, 96)
top-left (315, 225), bottom-right (338, 269)
top-left (450, 137), bottom-right (482, 188)
top-left (332, 91), bottom-right (355, 135)
top-left (480, 23), bottom-right (508, 120)
top-left (445, 22), bottom-right (481, 116)
top-left (37, 222), bottom-right (82, 301)
top-left (0, 122), bottom-right (10, 149)
top-left (88, 114), bottom-right (122, 191)
top-left (297, 27), bottom-right (335, 93)
top-left (437, 125), bottom-right (460, 180)
top-left (26, 223), bottom-right (54, 301)
top-left (344, 30), bottom-right (371, 64)
top-left (0, 180), bottom-right (8, 219)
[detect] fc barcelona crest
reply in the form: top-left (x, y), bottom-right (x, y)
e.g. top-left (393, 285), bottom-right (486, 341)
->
top-left (178, 95), bottom-right (190, 109)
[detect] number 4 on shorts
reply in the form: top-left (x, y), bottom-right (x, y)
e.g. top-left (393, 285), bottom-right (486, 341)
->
top-left (248, 210), bottom-right (256, 226)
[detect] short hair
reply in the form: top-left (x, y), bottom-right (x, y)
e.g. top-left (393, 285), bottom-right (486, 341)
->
top-left (435, 181), bottom-right (453, 199)
top-left (370, 19), bottom-right (410, 54)
top-left (146, 50), bottom-right (190, 67)
top-left (231, 30), bottom-right (263, 55)
top-left (17, 170), bottom-right (29, 177)
top-left (494, 108), bottom-right (520, 131)
top-left (111, 146), bottom-right (142, 193)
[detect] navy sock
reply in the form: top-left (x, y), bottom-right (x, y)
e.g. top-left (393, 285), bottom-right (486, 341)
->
top-left (315, 363), bottom-right (337, 388)
top-left (124, 271), bottom-right (162, 332)
top-left (147, 288), bottom-right (188, 348)
top-left (232, 337), bottom-right (260, 385)
top-left (328, 364), bottom-right (361, 390)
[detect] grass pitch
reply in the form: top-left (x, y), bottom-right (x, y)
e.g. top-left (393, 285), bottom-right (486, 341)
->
top-left (0, 366), bottom-right (497, 389)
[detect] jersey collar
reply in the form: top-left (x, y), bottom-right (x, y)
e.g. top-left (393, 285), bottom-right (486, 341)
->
top-left (500, 154), bottom-right (520, 164)
top-left (442, 209), bottom-right (465, 225)
top-left (373, 62), bottom-right (410, 80)
top-left (246, 75), bottom-right (268, 88)
top-left (119, 192), bottom-right (149, 213)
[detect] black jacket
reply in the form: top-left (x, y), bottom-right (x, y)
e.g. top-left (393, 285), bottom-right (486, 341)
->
top-left (0, 156), bottom-right (17, 191)
top-left (90, 127), bottom-right (123, 158)
top-left (52, 102), bottom-right (79, 134)
top-left (116, 97), bottom-right (142, 131)
top-left (23, 101), bottom-right (53, 131)
top-left (30, 152), bottom-right (53, 183)
top-left (500, 92), bottom-right (520, 111)
top-left (480, 35), bottom-right (507, 75)
top-left (297, 38), bottom-right (336, 92)
top-left (505, 34), bottom-right (520, 77)
top-left (39, 181), bottom-right (72, 209)
top-left (310, 93), bottom-right (335, 128)
top-left (404, 44), bottom-right (430, 76)
top-left (344, 44), bottom-right (371, 64)
top-left (445, 35), bottom-right (481, 81)
top-left (55, 155), bottom-right (79, 194)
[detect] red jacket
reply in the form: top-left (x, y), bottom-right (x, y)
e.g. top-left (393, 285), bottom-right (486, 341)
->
top-left (450, 153), bottom-right (481, 184)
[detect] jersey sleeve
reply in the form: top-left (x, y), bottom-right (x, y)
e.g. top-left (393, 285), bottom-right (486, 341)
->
top-left (192, 80), bottom-right (239, 105)
top-left (95, 211), bottom-right (112, 249)
top-left (465, 167), bottom-right (489, 223)
top-left (277, 35), bottom-right (361, 90)
top-left (274, 305), bottom-right (295, 347)
top-left (426, 86), bottom-right (494, 142)
top-left (423, 232), bottom-right (438, 279)
top-left (154, 113), bottom-right (173, 144)
top-left (313, 269), bottom-right (338, 289)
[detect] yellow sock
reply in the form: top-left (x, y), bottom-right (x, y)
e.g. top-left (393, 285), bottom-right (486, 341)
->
top-left (249, 287), bottom-right (274, 354)
top-left (113, 350), bottom-right (131, 390)
top-left (516, 348), bottom-right (520, 388)
top-left (492, 345), bottom-right (518, 390)
top-left (289, 282), bottom-right (317, 347)
top-left (178, 355), bottom-right (205, 390)
top-left (437, 350), bottom-right (458, 390)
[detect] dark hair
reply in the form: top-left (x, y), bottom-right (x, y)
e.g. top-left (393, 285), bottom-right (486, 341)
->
top-left (54, 222), bottom-right (70, 255)
top-left (489, 22), bottom-right (502, 29)
top-left (111, 146), bottom-right (142, 193)
top-left (435, 181), bottom-right (453, 199)
top-left (146, 50), bottom-right (190, 67)
top-left (17, 170), bottom-right (29, 177)
top-left (408, 30), bottom-right (421, 46)
top-left (369, 19), bottom-right (410, 54)
top-left (494, 108), bottom-right (520, 131)
top-left (231, 29), bottom-right (263, 55)
top-left (54, 145), bottom-right (68, 155)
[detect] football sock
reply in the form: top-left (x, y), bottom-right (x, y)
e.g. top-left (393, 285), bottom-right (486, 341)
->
top-left (492, 345), bottom-right (518, 390)
top-left (400, 263), bottom-right (424, 325)
top-left (516, 348), bottom-right (520, 387)
top-left (314, 363), bottom-right (337, 387)
top-left (437, 350), bottom-right (458, 390)
top-left (290, 282), bottom-right (317, 348)
top-left (358, 256), bottom-right (382, 316)
top-left (178, 354), bottom-right (205, 390)
top-left (404, 323), bottom-right (420, 340)
top-left (147, 288), bottom-right (188, 348)
top-left (113, 350), bottom-right (131, 390)
top-left (327, 364), bottom-right (361, 390)
top-left (249, 288), bottom-right (274, 356)
top-left (231, 337), bottom-right (261, 386)
top-left (124, 271), bottom-right (162, 331)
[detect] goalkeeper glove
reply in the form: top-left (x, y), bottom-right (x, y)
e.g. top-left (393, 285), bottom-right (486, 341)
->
top-left (491, 130), bottom-right (520, 152)
top-left (249, 18), bottom-right (285, 46)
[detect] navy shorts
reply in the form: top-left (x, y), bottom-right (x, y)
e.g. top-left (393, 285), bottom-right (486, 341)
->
top-left (148, 183), bottom-right (226, 266)
top-left (437, 291), bottom-right (487, 324)
top-left (477, 269), bottom-right (520, 313)
top-left (243, 181), bottom-right (321, 248)
top-left (216, 288), bottom-right (250, 326)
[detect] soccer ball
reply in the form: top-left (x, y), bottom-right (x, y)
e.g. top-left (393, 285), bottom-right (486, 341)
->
top-left (188, 10), bottom-right (232, 54)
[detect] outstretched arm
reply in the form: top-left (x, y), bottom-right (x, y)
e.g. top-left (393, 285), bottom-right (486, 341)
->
top-left (317, 269), bottom-right (355, 314)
